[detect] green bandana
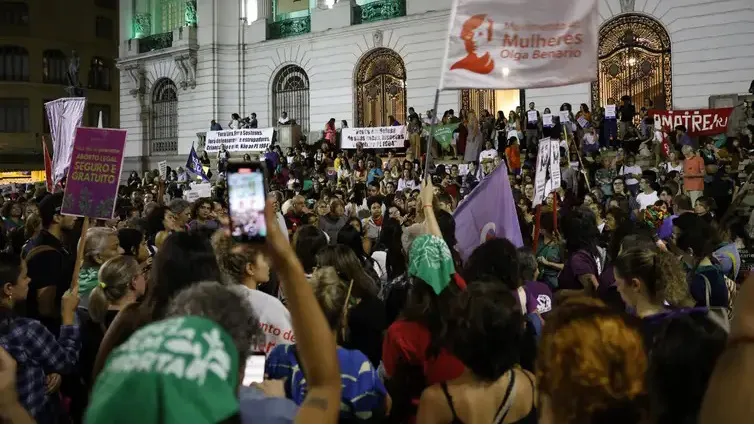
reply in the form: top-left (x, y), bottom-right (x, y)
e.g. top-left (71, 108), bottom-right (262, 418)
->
top-left (422, 123), bottom-right (461, 148)
top-left (85, 316), bottom-right (240, 424)
top-left (408, 234), bottom-right (456, 295)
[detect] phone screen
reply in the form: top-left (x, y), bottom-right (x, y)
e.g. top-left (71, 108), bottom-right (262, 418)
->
top-left (243, 354), bottom-right (266, 386)
top-left (228, 165), bottom-right (267, 242)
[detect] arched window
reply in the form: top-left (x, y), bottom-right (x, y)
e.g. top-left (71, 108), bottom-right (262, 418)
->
top-left (88, 57), bottom-right (111, 90)
top-left (0, 45), bottom-right (29, 81)
top-left (272, 65), bottom-right (310, 133)
top-left (42, 50), bottom-right (67, 85)
top-left (355, 48), bottom-right (406, 127)
top-left (151, 78), bottom-right (178, 153)
top-left (591, 13), bottom-right (672, 111)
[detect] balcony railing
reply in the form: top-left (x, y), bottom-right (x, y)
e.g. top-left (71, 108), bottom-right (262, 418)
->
top-left (355, 0), bottom-right (406, 24)
top-left (138, 32), bottom-right (174, 53)
top-left (269, 16), bottom-right (311, 40)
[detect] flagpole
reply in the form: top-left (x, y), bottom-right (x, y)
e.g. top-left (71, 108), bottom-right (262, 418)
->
top-left (423, 88), bottom-right (441, 180)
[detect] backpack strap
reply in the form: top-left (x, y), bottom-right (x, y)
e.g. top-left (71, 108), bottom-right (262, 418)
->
top-left (701, 274), bottom-right (711, 308)
top-left (22, 245), bottom-right (58, 262)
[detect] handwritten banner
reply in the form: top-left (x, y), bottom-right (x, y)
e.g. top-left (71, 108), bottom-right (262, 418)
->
top-left (62, 127), bottom-right (126, 219)
top-left (204, 128), bottom-right (274, 152)
top-left (649, 108), bottom-right (734, 136)
top-left (341, 126), bottom-right (407, 149)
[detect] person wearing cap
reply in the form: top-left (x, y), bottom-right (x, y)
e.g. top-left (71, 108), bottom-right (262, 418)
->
top-left (23, 192), bottom-right (77, 334)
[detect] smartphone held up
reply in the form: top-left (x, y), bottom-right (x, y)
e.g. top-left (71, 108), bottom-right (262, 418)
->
top-left (227, 161), bottom-right (269, 243)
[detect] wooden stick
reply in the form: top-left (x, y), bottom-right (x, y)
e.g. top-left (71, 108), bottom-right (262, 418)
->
top-left (70, 216), bottom-right (90, 295)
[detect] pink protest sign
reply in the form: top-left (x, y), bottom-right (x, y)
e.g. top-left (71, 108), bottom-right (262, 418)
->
top-left (61, 127), bottom-right (127, 219)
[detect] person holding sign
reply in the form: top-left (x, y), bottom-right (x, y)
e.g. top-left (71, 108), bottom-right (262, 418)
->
top-left (525, 102), bottom-right (541, 153)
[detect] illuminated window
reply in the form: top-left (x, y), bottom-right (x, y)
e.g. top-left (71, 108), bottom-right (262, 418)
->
top-left (151, 78), bottom-right (178, 153)
top-left (88, 57), bottom-right (111, 90)
top-left (42, 50), bottom-right (67, 85)
top-left (159, 0), bottom-right (185, 33)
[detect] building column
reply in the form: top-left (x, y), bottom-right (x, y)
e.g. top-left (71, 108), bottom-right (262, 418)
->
top-left (256, 0), bottom-right (273, 21)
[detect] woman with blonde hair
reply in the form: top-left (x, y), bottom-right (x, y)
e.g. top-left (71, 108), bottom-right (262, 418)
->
top-left (536, 296), bottom-right (649, 423)
top-left (78, 227), bottom-right (124, 308)
top-left (464, 110), bottom-right (483, 163)
top-left (265, 266), bottom-right (389, 422)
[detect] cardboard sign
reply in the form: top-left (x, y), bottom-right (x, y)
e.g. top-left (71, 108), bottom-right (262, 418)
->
top-left (61, 127), bottom-right (126, 219)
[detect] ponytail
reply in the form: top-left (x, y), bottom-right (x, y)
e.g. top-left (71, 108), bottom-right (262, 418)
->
top-left (615, 246), bottom-right (693, 308)
top-left (89, 256), bottom-right (140, 324)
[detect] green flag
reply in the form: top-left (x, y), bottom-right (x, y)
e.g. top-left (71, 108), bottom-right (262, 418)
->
top-left (422, 123), bottom-right (460, 148)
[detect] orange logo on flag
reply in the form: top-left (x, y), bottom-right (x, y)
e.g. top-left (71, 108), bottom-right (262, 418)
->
top-left (451, 14), bottom-right (494, 75)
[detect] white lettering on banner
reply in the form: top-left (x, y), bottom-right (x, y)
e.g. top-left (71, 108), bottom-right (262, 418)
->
top-left (549, 139), bottom-right (561, 190)
top-left (204, 128), bottom-right (274, 152)
top-left (341, 126), bottom-right (408, 149)
top-left (652, 111), bottom-right (730, 135)
top-left (533, 138), bottom-right (551, 207)
top-left (543, 114), bottom-right (553, 127)
top-left (605, 105), bottom-right (616, 119)
top-left (439, 0), bottom-right (598, 89)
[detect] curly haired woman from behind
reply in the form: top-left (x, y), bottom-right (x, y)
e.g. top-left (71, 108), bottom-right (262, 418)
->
top-left (536, 296), bottom-right (649, 423)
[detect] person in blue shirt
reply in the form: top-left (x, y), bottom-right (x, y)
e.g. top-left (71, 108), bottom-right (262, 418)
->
top-left (265, 266), bottom-right (389, 422)
top-left (366, 158), bottom-right (384, 185)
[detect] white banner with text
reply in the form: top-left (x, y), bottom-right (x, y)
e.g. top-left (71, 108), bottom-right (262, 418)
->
top-left (341, 126), bottom-right (407, 149)
top-left (204, 128), bottom-right (274, 152)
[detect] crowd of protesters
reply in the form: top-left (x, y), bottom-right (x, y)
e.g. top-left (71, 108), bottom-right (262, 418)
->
top-left (0, 97), bottom-right (753, 423)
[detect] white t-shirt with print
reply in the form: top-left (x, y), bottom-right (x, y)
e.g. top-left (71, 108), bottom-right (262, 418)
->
top-left (636, 191), bottom-right (659, 211)
top-left (243, 287), bottom-right (294, 355)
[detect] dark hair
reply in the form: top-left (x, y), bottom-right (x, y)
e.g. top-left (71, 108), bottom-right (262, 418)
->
top-left (673, 194), bottom-right (694, 211)
top-left (401, 277), bottom-right (459, 358)
top-left (560, 207), bottom-right (600, 259)
top-left (448, 281), bottom-right (524, 381)
top-left (293, 225), bottom-right (328, 274)
top-left (141, 232), bottom-right (222, 321)
top-left (695, 196), bottom-right (717, 212)
top-left (118, 228), bottom-right (145, 257)
top-left (648, 313), bottom-right (726, 423)
top-left (463, 238), bottom-right (521, 289)
top-left (435, 210), bottom-right (462, 267)
top-left (191, 198), bottom-right (213, 219)
top-left (614, 246), bottom-right (691, 307)
top-left (673, 213), bottom-right (717, 260)
top-left (377, 217), bottom-right (406, 280)
top-left (337, 224), bottom-right (370, 264)
top-left (0, 253), bottom-right (22, 328)
top-left (517, 248), bottom-right (538, 281)
top-left (316, 244), bottom-right (377, 299)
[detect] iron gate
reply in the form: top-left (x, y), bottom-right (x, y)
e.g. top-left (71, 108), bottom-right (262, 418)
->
top-left (355, 48), bottom-right (406, 127)
top-left (461, 89), bottom-right (496, 117)
top-left (272, 65), bottom-right (310, 134)
top-left (591, 13), bottom-right (672, 111)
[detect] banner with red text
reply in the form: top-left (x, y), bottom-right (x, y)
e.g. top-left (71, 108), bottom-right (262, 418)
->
top-left (649, 108), bottom-right (734, 137)
top-left (61, 127), bottom-right (126, 219)
top-left (439, 0), bottom-right (598, 90)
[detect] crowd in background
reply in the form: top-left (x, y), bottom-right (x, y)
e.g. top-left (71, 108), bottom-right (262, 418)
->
top-left (0, 96), bottom-right (753, 423)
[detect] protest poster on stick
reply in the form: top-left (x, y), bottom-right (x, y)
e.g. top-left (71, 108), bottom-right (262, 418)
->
top-left (532, 138), bottom-right (551, 207)
top-left (341, 126), bottom-right (407, 149)
top-left (158, 161), bottom-right (168, 179)
top-left (61, 127), bottom-right (126, 220)
top-left (204, 128), bottom-right (274, 152)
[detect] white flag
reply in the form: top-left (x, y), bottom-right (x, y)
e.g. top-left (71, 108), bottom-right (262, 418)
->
top-left (45, 98), bottom-right (86, 185)
top-left (439, 0), bottom-right (598, 90)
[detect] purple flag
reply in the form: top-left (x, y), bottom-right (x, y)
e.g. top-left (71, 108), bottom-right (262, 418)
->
top-left (453, 163), bottom-right (523, 261)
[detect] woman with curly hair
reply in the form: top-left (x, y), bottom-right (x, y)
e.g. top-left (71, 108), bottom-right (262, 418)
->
top-left (536, 296), bottom-right (649, 423)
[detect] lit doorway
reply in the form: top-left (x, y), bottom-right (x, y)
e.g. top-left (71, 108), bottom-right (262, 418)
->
top-left (460, 89), bottom-right (523, 118)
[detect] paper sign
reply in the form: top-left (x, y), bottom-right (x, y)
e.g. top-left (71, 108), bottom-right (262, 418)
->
top-left (577, 116), bottom-right (590, 128)
top-left (559, 111), bottom-right (570, 122)
top-left (158, 161), bottom-right (167, 179)
top-left (527, 110), bottom-right (538, 123)
top-left (543, 114), bottom-right (553, 127)
top-left (533, 138), bottom-right (551, 207)
top-left (605, 105), bottom-right (616, 119)
top-left (341, 126), bottom-right (407, 149)
top-left (61, 127), bottom-right (126, 219)
top-left (549, 139), bottom-right (561, 190)
top-left (204, 128), bottom-right (274, 152)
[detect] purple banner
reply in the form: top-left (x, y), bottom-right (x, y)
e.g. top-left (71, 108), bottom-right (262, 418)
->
top-left (61, 127), bottom-right (126, 219)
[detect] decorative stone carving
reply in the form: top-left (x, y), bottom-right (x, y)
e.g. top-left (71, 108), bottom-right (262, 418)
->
top-left (184, 0), bottom-right (197, 26)
top-left (175, 53), bottom-right (197, 90)
top-left (124, 63), bottom-right (146, 97)
top-left (373, 30), bottom-right (383, 47)
top-left (133, 13), bottom-right (152, 37)
top-left (619, 0), bottom-right (635, 13)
